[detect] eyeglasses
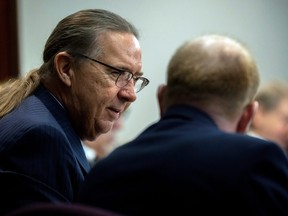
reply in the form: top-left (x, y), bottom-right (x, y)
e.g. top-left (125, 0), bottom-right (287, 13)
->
top-left (75, 53), bottom-right (149, 93)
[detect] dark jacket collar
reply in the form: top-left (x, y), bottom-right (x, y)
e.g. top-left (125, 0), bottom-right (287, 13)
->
top-left (163, 105), bottom-right (217, 127)
top-left (34, 85), bottom-right (90, 173)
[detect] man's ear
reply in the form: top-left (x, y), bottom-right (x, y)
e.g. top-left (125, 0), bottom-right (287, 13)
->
top-left (157, 84), bottom-right (167, 117)
top-left (237, 101), bottom-right (259, 133)
top-left (54, 52), bottom-right (74, 87)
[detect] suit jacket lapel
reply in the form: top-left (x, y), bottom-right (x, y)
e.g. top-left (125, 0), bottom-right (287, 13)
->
top-left (35, 86), bottom-right (90, 173)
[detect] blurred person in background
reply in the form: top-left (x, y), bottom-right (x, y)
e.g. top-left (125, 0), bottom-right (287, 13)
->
top-left (249, 80), bottom-right (288, 154)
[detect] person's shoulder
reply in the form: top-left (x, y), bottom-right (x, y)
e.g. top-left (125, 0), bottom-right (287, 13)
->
top-left (228, 132), bottom-right (278, 148)
top-left (0, 95), bottom-right (65, 141)
top-left (234, 133), bottom-right (288, 161)
top-left (1, 97), bottom-right (53, 126)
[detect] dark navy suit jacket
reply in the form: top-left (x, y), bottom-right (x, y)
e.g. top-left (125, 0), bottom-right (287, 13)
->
top-left (0, 85), bottom-right (90, 214)
top-left (78, 105), bottom-right (288, 215)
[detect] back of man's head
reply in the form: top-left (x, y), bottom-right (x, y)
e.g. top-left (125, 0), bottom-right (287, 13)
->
top-left (164, 34), bottom-right (259, 119)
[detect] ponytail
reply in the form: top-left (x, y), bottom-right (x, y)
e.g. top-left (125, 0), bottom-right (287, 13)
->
top-left (0, 69), bottom-right (40, 117)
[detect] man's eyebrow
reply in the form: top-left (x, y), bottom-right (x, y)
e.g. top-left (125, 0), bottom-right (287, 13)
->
top-left (135, 71), bottom-right (144, 76)
top-left (117, 66), bottom-right (143, 76)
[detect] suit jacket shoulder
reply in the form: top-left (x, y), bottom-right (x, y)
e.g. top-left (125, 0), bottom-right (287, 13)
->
top-left (0, 85), bottom-right (90, 213)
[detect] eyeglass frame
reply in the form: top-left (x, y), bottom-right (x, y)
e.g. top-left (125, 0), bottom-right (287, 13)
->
top-left (73, 53), bottom-right (149, 93)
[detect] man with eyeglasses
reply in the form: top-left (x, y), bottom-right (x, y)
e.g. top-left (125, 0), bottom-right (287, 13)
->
top-left (77, 35), bottom-right (288, 215)
top-left (0, 9), bottom-right (148, 215)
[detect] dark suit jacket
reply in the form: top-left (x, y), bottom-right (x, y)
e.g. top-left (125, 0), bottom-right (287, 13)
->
top-left (0, 85), bottom-right (90, 214)
top-left (78, 105), bottom-right (288, 216)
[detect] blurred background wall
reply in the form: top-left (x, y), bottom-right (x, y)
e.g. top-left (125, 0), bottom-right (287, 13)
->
top-left (17, 0), bottom-right (288, 144)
